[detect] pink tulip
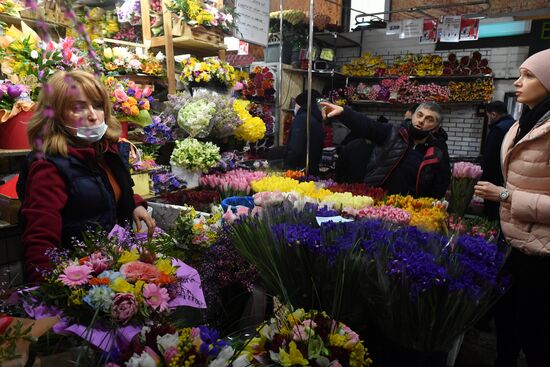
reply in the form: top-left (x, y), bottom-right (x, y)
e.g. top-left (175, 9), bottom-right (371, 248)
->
top-left (223, 207), bottom-right (238, 224)
top-left (235, 205), bottom-right (250, 217)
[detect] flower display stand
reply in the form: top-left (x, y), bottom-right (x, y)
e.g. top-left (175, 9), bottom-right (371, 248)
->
top-left (171, 16), bottom-right (224, 45)
top-left (0, 110), bottom-right (33, 149)
top-left (170, 164), bottom-right (202, 188)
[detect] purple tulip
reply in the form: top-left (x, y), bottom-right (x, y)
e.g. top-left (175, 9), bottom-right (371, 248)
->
top-left (7, 85), bottom-right (21, 99)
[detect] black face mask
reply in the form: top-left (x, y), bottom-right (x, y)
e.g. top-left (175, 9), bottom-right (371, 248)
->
top-left (409, 125), bottom-right (433, 140)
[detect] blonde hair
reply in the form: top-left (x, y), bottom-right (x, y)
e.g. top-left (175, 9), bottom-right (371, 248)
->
top-left (27, 70), bottom-right (121, 156)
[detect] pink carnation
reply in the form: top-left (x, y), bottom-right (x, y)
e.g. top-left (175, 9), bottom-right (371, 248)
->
top-left (58, 264), bottom-right (93, 287)
top-left (143, 283), bottom-right (170, 311)
top-left (120, 261), bottom-right (161, 283)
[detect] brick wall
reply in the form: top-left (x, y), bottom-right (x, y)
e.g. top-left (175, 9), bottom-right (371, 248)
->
top-left (390, 0), bottom-right (550, 20)
top-left (269, 0), bottom-right (342, 24)
top-left (333, 29), bottom-right (530, 157)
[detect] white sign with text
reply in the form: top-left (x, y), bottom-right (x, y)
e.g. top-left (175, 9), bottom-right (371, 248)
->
top-left (235, 0), bottom-right (270, 47)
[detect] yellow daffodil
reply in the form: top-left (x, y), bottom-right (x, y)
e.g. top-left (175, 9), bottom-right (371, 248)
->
top-left (118, 248), bottom-right (140, 264)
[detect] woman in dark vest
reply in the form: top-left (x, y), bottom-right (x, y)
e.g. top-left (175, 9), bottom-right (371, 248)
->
top-left (18, 70), bottom-right (155, 283)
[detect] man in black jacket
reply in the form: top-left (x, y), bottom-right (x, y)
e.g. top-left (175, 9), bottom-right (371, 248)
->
top-left (284, 90), bottom-right (325, 175)
top-left (322, 101), bottom-right (451, 199)
top-left (480, 101), bottom-right (515, 220)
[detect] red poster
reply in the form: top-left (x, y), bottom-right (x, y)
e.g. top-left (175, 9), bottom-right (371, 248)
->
top-left (420, 18), bottom-right (439, 44)
top-left (460, 18), bottom-right (480, 41)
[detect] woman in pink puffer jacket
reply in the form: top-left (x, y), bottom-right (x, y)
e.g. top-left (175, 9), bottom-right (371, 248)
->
top-left (475, 49), bottom-right (550, 367)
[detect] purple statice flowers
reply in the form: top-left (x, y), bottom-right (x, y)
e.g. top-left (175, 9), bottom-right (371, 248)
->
top-left (143, 116), bottom-right (174, 145)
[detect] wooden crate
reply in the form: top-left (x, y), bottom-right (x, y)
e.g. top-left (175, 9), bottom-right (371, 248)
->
top-left (172, 16), bottom-right (224, 45)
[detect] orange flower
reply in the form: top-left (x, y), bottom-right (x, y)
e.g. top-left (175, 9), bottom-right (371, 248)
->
top-left (155, 273), bottom-right (176, 285)
top-left (79, 256), bottom-right (90, 265)
top-left (89, 277), bottom-right (110, 286)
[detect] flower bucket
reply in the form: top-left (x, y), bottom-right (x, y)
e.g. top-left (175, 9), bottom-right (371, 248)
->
top-left (221, 196), bottom-right (254, 213)
top-left (0, 110), bottom-right (34, 150)
top-left (170, 164), bottom-right (202, 188)
top-left (119, 121), bottom-right (129, 139)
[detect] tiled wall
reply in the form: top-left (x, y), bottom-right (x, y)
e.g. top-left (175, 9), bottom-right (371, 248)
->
top-left (333, 29), bottom-right (529, 157)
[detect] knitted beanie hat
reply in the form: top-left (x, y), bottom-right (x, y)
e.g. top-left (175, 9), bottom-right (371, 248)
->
top-left (520, 48), bottom-right (550, 92)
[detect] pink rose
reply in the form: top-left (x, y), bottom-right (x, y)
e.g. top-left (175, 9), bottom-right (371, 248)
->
top-left (111, 293), bottom-right (138, 324)
top-left (120, 261), bottom-right (161, 282)
top-left (114, 89), bottom-right (128, 102)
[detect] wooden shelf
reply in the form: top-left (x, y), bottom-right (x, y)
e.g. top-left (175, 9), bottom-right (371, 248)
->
top-left (0, 13), bottom-right (68, 31)
top-left (0, 148), bottom-right (31, 157)
top-left (149, 35), bottom-right (226, 54)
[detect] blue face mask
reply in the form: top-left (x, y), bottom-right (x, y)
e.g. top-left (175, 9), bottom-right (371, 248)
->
top-left (67, 122), bottom-right (108, 143)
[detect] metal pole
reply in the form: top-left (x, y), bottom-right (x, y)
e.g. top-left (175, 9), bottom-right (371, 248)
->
top-left (305, 0), bottom-right (314, 176)
top-left (277, 0), bottom-right (283, 145)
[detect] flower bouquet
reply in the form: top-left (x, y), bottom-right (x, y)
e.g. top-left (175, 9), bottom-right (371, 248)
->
top-left (448, 161), bottom-right (483, 217)
top-left (233, 99), bottom-right (266, 142)
top-left (385, 194), bottom-right (448, 232)
top-left (227, 202), bottom-right (373, 327)
top-left (356, 222), bottom-right (508, 363)
top-left (104, 322), bottom-right (238, 366)
top-left (238, 65), bottom-right (276, 103)
top-left (143, 116), bottom-right (174, 145)
top-left (327, 183), bottom-right (386, 203)
top-left (104, 77), bottom-right (153, 127)
top-left (151, 171), bottom-right (185, 195)
top-left (0, 80), bottom-right (33, 123)
top-left (200, 169), bottom-right (267, 198)
top-left (172, 206), bottom-right (222, 261)
top-left (179, 57), bottom-right (236, 90)
top-left (237, 307), bottom-right (373, 366)
top-left (23, 225), bottom-right (206, 352)
top-left (171, 138), bottom-right (221, 173)
top-left (177, 98), bottom-right (216, 138)
top-left (167, 0), bottom-right (235, 34)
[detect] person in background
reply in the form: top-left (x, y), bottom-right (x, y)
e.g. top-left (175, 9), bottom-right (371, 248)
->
top-left (404, 103), bottom-right (420, 121)
top-left (284, 90), bottom-right (325, 175)
top-left (475, 48), bottom-right (550, 367)
top-left (322, 101), bottom-right (451, 198)
top-left (481, 101), bottom-right (515, 220)
top-left (17, 71), bottom-right (155, 283)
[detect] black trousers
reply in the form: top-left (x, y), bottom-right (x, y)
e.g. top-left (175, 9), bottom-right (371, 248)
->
top-left (495, 248), bottom-right (550, 367)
